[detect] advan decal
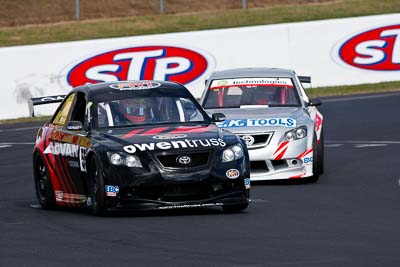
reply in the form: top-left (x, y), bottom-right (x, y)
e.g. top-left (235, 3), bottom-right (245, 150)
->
top-left (67, 45), bottom-right (214, 87)
top-left (337, 25), bottom-right (400, 71)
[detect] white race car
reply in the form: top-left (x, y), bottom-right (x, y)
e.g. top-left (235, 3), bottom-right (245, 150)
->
top-left (200, 68), bottom-right (324, 182)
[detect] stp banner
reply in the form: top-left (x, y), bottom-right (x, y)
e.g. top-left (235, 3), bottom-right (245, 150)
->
top-left (0, 13), bottom-right (399, 119)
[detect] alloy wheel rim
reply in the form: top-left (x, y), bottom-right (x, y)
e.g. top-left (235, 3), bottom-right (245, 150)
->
top-left (37, 162), bottom-right (48, 197)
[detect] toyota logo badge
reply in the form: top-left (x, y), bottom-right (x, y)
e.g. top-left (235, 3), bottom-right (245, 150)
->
top-left (241, 135), bottom-right (255, 146)
top-left (177, 155), bottom-right (192, 165)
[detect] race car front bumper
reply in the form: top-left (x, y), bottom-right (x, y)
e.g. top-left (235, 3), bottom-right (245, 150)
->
top-left (109, 190), bottom-right (249, 211)
top-left (246, 137), bottom-right (313, 180)
top-left (249, 158), bottom-right (307, 180)
top-left (102, 151), bottom-right (250, 210)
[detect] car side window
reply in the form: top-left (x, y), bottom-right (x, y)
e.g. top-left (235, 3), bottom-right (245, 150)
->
top-left (69, 92), bottom-right (87, 124)
top-left (180, 98), bottom-right (202, 121)
top-left (53, 93), bottom-right (75, 126)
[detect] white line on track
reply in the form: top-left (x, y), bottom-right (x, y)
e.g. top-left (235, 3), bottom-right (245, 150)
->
top-left (0, 145), bottom-right (11, 149)
top-left (251, 198), bottom-right (271, 203)
top-left (355, 144), bottom-right (387, 148)
top-left (325, 144), bottom-right (343, 147)
top-left (326, 140), bottom-right (400, 144)
top-left (29, 204), bottom-right (42, 209)
top-left (0, 126), bottom-right (39, 132)
top-left (0, 142), bottom-right (34, 145)
top-left (322, 92), bottom-right (400, 103)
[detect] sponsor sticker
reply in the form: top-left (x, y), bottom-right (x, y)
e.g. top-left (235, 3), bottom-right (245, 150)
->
top-left (105, 185), bottom-right (119, 197)
top-left (210, 77), bottom-right (293, 89)
top-left (69, 160), bottom-right (80, 168)
top-left (336, 25), bottom-right (400, 71)
top-left (152, 134), bottom-right (187, 140)
top-left (54, 191), bottom-right (86, 203)
top-left (158, 203), bottom-right (223, 209)
top-left (109, 81), bottom-right (161, 90)
top-left (123, 138), bottom-right (226, 154)
top-left (66, 45), bottom-right (214, 88)
top-left (226, 169), bottom-right (240, 179)
top-left (44, 142), bottom-right (79, 157)
top-left (55, 190), bottom-right (64, 201)
top-left (304, 157), bottom-right (313, 164)
top-left (244, 178), bottom-right (251, 189)
top-left (216, 118), bottom-right (296, 128)
top-left (35, 95), bottom-right (65, 103)
top-left (79, 147), bottom-right (88, 172)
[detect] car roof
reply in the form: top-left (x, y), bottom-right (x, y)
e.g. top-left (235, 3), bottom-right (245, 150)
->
top-left (73, 80), bottom-right (187, 96)
top-left (209, 68), bottom-right (296, 79)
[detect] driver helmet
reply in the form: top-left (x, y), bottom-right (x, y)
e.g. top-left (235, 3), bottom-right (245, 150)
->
top-left (119, 98), bottom-right (149, 123)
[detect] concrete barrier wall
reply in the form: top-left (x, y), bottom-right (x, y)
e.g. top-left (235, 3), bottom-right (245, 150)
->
top-left (1, 13), bottom-right (399, 119)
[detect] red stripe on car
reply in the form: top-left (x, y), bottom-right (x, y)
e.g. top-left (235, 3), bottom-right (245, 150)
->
top-left (297, 148), bottom-right (313, 159)
top-left (274, 147), bottom-right (288, 160)
top-left (122, 129), bottom-right (144, 139)
top-left (168, 126), bottom-right (212, 134)
top-left (141, 127), bottom-right (170, 136)
top-left (315, 113), bottom-right (323, 131)
top-left (273, 141), bottom-right (288, 156)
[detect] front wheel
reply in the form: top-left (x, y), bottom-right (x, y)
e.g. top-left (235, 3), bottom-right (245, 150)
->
top-left (33, 154), bottom-right (56, 209)
top-left (222, 203), bottom-right (248, 213)
top-left (88, 157), bottom-right (107, 216)
top-left (308, 135), bottom-right (320, 183)
top-left (317, 129), bottom-right (324, 175)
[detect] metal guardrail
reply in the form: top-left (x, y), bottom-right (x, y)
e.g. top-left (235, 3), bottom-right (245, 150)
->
top-left (74, 0), bottom-right (248, 20)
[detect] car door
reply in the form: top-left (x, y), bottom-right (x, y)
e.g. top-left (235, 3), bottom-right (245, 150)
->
top-left (55, 91), bottom-right (91, 204)
top-left (44, 92), bottom-right (78, 205)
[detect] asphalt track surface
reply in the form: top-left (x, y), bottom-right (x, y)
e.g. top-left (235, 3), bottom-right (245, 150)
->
top-left (1, 92), bottom-right (400, 267)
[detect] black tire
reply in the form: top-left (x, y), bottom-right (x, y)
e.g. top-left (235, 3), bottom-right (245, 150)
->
top-left (308, 135), bottom-right (320, 183)
top-left (88, 157), bottom-right (107, 216)
top-left (222, 203), bottom-right (248, 213)
top-left (33, 154), bottom-right (56, 209)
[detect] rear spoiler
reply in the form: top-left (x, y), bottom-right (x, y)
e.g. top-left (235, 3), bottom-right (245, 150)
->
top-left (298, 76), bottom-right (311, 84)
top-left (28, 95), bottom-right (66, 117)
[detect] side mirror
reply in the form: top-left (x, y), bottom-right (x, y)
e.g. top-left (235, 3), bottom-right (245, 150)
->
top-left (308, 98), bottom-right (322, 107)
top-left (66, 121), bottom-right (84, 131)
top-left (211, 113), bottom-right (226, 122)
top-left (298, 76), bottom-right (311, 84)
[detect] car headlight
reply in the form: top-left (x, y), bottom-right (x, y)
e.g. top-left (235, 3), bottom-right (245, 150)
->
top-left (222, 143), bottom-right (244, 163)
top-left (109, 153), bottom-right (124, 165)
top-left (107, 152), bottom-right (142, 167)
top-left (284, 126), bottom-right (307, 141)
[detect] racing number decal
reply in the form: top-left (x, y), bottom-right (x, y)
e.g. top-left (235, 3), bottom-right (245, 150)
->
top-left (79, 147), bottom-right (87, 172)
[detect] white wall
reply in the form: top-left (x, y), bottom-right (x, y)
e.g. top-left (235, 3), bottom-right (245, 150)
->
top-left (1, 13), bottom-right (399, 119)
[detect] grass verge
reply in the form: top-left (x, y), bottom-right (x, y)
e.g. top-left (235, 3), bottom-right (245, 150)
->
top-left (307, 81), bottom-right (400, 98)
top-left (0, 116), bottom-right (51, 125)
top-left (1, 81), bottom-right (400, 124)
top-left (1, 0), bottom-right (399, 47)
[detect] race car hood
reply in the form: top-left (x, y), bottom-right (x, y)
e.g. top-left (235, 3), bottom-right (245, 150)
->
top-left (206, 107), bottom-right (309, 133)
top-left (94, 124), bottom-right (239, 154)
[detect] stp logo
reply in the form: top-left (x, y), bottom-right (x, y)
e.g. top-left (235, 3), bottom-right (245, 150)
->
top-left (338, 25), bottom-right (400, 70)
top-left (67, 46), bottom-right (212, 87)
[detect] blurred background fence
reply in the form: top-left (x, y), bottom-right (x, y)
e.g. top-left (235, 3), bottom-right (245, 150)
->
top-left (0, 0), bottom-right (326, 26)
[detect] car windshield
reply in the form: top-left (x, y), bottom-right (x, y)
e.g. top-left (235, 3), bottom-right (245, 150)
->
top-left (95, 95), bottom-right (207, 128)
top-left (203, 77), bottom-right (301, 108)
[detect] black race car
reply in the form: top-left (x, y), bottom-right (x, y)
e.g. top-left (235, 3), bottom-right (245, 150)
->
top-left (32, 81), bottom-right (250, 215)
